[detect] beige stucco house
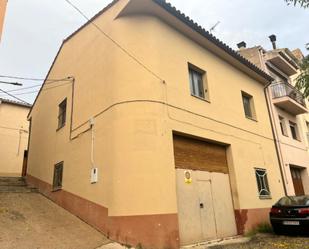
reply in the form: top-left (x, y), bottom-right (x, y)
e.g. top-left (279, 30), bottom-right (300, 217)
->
top-left (26, 0), bottom-right (285, 248)
top-left (0, 98), bottom-right (30, 176)
top-left (0, 0), bottom-right (7, 41)
top-left (238, 36), bottom-right (309, 197)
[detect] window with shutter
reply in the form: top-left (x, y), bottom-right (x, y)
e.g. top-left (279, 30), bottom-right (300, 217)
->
top-left (188, 65), bottom-right (207, 99)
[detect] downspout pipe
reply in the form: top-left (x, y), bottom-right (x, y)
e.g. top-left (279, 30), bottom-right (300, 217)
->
top-left (264, 84), bottom-right (287, 196)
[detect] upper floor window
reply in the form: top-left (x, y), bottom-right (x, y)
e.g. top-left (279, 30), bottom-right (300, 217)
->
top-left (188, 64), bottom-right (208, 100)
top-left (57, 98), bottom-right (67, 130)
top-left (279, 116), bottom-right (288, 136)
top-left (241, 91), bottom-right (256, 120)
top-left (289, 121), bottom-right (300, 141)
top-left (255, 168), bottom-right (271, 198)
top-left (306, 121), bottom-right (309, 144)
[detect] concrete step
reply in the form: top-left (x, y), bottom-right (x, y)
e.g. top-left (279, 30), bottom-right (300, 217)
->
top-left (0, 177), bottom-right (37, 193)
top-left (0, 186), bottom-right (38, 193)
top-left (0, 178), bottom-right (27, 186)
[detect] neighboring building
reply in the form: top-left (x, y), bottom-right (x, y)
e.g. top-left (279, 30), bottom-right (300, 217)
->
top-left (238, 36), bottom-right (309, 197)
top-left (26, 0), bottom-right (285, 248)
top-left (292, 48), bottom-right (305, 62)
top-left (0, 98), bottom-right (31, 176)
top-left (0, 0), bottom-right (7, 41)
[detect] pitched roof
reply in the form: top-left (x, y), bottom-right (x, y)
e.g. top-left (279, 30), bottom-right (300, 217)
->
top-left (64, 0), bottom-right (273, 82)
top-left (0, 98), bottom-right (32, 108)
top-left (29, 0), bottom-right (273, 118)
top-left (152, 0), bottom-right (272, 82)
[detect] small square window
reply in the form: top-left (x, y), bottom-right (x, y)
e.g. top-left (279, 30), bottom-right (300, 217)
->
top-left (188, 64), bottom-right (207, 99)
top-left (255, 168), bottom-right (271, 198)
top-left (241, 91), bottom-right (256, 120)
top-left (53, 162), bottom-right (63, 191)
top-left (289, 121), bottom-right (300, 141)
top-left (57, 99), bottom-right (67, 130)
top-left (279, 116), bottom-right (288, 136)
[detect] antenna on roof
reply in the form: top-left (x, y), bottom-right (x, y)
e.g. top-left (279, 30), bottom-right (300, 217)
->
top-left (210, 21), bottom-right (220, 33)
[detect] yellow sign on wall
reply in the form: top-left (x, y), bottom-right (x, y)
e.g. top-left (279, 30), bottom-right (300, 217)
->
top-left (184, 170), bottom-right (192, 184)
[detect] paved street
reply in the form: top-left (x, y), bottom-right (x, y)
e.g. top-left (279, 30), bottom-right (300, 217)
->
top-left (209, 234), bottom-right (309, 249)
top-left (0, 192), bottom-right (110, 249)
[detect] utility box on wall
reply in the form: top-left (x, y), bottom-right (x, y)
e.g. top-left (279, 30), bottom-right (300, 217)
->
top-left (91, 167), bottom-right (98, 184)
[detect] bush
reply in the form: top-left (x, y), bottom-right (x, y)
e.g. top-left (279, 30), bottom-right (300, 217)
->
top-left (245, 222), bottom-right (273, 237)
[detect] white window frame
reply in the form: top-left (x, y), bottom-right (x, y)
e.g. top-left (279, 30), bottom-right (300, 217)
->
top-left (289, 121), bottom-right (300, 141)
top-left (241, 91), bottom-right (256, 120)
top-left (188, 64), bottom-right (207, 100)
top-left (279, 116), bottom-right (288, 136)
top-left (255, 168), bottom-right (271, 198)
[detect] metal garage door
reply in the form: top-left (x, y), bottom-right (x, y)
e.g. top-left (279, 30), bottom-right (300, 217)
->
top-left (173, 135), bottom-right (237, 245)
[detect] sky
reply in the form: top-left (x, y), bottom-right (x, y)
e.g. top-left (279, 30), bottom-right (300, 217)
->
top-left (0, 0), bottom-right (308, 104)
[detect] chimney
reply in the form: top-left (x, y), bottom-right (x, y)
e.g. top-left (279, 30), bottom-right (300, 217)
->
top-left (269, 34), bottom-right (277, 50)
top-left (237, 41), bottom-right (247, 50)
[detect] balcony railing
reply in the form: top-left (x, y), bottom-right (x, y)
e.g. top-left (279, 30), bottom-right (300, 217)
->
top-left (271, 82), bottom-right (306, 107)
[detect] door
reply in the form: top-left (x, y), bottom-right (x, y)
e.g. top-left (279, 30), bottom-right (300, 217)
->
top-left (174, 135), bottom-right (237, 245)
top-left (197, 178), bottom-right (217, 240)
top-left (290, 167), bottom-right (305, 196)
top-left (21, 150), bottom-right (28, 177)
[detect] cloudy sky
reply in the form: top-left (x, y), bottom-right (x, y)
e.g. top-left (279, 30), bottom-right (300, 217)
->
top-left (0, 0), bottom-right (308, 103)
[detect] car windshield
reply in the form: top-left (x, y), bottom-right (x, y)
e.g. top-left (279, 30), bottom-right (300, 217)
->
top-left (276, 196), bottom-right (309, 206)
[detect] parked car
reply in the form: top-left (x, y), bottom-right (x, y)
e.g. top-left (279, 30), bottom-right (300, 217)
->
top-left (270, 195), bottom-right (309, 234)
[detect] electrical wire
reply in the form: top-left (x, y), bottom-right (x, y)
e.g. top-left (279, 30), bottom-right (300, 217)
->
top-left (0, 81), bottom-right (72, 97)
top-left (63, 0), bottom-right (164, 82)
top-left (0, 75), bottom-right (72, 82)
top-left (3, 84), bottom-right (42, 93)
top-left (0, 88), bottom-right (31, 105)
top-left (0, 80), bottom-right (22, 86)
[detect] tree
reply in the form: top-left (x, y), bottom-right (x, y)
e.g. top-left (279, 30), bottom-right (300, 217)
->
top-left (285, 0), bottom-right (309, 8)
top-left (295, 46), bottom-right (309, 97)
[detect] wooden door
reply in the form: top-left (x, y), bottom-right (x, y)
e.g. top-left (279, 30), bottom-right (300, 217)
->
top-left (290, 167), bottom-right (305, 196)
top-left (21, 150), bottom-right (28, 177)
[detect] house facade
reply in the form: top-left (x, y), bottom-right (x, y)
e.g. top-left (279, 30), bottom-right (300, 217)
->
top-left (238, 37), bottom-right (309, 197)
top-left (26, 0), bottom-right (285, 248)
top-left (0, 0), bottom-right (7, 41)
top-left (0, 98), bottom-right (30, 176)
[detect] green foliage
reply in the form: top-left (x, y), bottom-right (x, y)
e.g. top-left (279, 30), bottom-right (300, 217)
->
top-left (295, 55), bottom-right (309, 98)
top-left (284, 0), bottom-right (309, 8)
top-left (245, 223), bottom-right (273, 237)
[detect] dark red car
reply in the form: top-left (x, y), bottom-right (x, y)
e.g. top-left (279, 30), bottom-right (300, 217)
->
top-left (270, 195), bottom-right (309, 234)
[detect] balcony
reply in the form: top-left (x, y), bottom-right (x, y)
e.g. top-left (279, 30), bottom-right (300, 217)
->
top-left (265, 51), bottom-right (298, 76)
top-left (271, 82), bottom-right (308, 115)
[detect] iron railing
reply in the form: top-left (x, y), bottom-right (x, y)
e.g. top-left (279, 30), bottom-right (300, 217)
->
top-left (271, 82), bottom-right (306, 107)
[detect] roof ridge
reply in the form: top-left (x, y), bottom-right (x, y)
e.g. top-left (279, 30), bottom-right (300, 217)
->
top-left (0, 98), bottom-right (32, 108)
top-left (152, 0), bottom-right (272, 82)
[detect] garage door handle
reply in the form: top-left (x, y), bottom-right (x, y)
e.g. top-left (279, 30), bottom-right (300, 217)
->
top-left (200, 203), bottom-right (204, 208)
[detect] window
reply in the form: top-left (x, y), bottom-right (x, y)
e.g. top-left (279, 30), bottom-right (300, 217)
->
top-left (57, 99), bottom-right (67, 129)
top-left (306, 121), bottom-right (309, 144)
top-left (255, 168), bottom-right (271, 198)
top-left (188, 65), bottom-right (207, 99)
top-left (289, 121), bottom-right (299, 140)
top-left (241, 91), bottom-right (256, 120)
top-left (279, 116), bottom-right (288, 136)
top-left (53, 162), bottom-right (63, 191)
